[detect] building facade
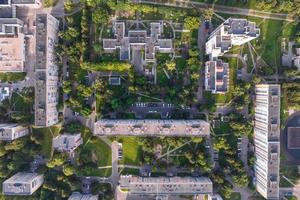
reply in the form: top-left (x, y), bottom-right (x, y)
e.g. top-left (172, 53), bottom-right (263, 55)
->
top-left (119, 175), bottom-right (213, 195)
top-left (254, 84), bottom-right (280, 199)
top-left (0, 124), bottom-right (28, 141)
top-left (52, 133), bottom-right (83, 154)
top-left (2, 172), bottom-right (44, 195)
top-left (34, 13), bottom-right (59, 127)
top-left (94, 119), bottom-right (210, 137)
top-left (205, 60), bottom-right (229, 94)
top-left (206, 18), bottom-right (260, 59)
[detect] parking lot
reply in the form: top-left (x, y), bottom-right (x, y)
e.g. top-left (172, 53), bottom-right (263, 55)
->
top-left (129, 102), bottom-right (175, 119)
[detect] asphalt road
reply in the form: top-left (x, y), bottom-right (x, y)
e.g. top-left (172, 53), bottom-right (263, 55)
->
top-left (139, 0), bottom-right (297, 22)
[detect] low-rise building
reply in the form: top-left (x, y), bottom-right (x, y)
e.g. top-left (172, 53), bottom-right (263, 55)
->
top-left (208, 194), bottom-right (223, 200)
top-left (206, 18), bottom-right (260, 58)
top-left (94, 119), bottom-right (210, 137)
top-left (52, 133), bottom-right (83, 154)
top-left (0, 86), bottom-right (10, 102)
top-left (2, 172), bottom-right (44, 195)
top-left (34, 13), bottom-right (59, 127)
top-left (205, 60), bottom-right (229, 94)
top-left (254, 84), bottom-right (280, 199)
top-left (0, 124), bottom-right (28, 141)
top-left (0, 18), bottom-right (25, 72)
top-left (119, 175), bottom-right (213, 195)
top-left (68, 192), bottom-right (98, 200)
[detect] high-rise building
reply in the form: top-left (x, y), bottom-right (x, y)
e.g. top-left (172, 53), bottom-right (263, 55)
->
top-left (119, 175), bottom-right (213, 195)
top-left (94, 119), bottom-right (210, 137)
top-left (206, 18), bottom-right (260, 59)
top-left (34, 13), bottom-right (59, 127)
top-left (254, 84), bottom-right (280, 199)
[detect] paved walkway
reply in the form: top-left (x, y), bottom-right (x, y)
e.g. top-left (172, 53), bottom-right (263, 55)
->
top-left (139, 0), bottom-right (297, 22)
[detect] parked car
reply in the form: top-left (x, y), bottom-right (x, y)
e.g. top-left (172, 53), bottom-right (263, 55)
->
top-left (204, 20), bottom-right (210, 33)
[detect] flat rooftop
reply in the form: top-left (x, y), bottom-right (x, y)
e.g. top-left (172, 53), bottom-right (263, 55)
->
top-left (94, 119), bottom-right (210, 136)
top-left (120, 176), bottom-right (213, 195)
top-left (0, 34), bottom-right (24, 72)
top-left (288, 127), bottom-right (300, 149)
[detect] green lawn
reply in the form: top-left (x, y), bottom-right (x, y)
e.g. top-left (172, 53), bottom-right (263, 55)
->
top-left (31, 125), bottom-right (61, 159)
top-left (230, 192), bottom-right (241, 200)
top-left (0, 72), bottom-right (26, 83)
top-left (117, 136), bottom-right (143, 166)
top-left (287, 196), bottom-right (297, 200)
top-left (119, 167), bottom-right (140, 175)
top-left (82, 137), bottom-right (112, 176)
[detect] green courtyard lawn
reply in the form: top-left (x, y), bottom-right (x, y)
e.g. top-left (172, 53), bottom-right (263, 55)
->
top-left (117, 136), bottom-right (143, 166)
top-left (31, 125), bottom-right (61, 159)
top-left (80, 136), bottom-right (112, 177)
top-left (119, 167), bottom-right (140, 175)
top-left (0, 72), bottom-right (26, 83)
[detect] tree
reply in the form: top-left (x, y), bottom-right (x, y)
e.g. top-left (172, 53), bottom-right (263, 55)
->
top-left (184, 16), bottom-right (201, 30)
top-left (47, 153), bottom-right (67, 168)
top-left (166, 61), bottom-right (176, 71)
top-left (232, 172), bottom-right (249, 187)
top-left (92, 9), bottom-right (109, 24)
top-left (63, 164), bottom-right (75, 176)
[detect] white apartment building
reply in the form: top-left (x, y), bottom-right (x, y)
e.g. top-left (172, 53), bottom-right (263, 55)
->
top-left (2, 172), bottom-right (44, 195)
top-left (0, 124), bottom-right (28, 141)
top-left (94, 119), bottom-right (210, 137)
top-left (0, 18), bottom-right (25, 72)
top-left (34, 13), bottom-right (59, 127)
top-left (254, 84), bottom-right (280, 199)
top-left (119, 175), bottom-right (213, 195)
top-left (205, 60), bottom-right (229, 94)
top-left (0, 0), bottom-right (41, 8)
top-left (206, 18), bottom-right (260, 58)
top-left (52, 133), bottom-right (83, 154)
top-left (68, 192), bottom-right (98, 200)
top-left (103, 21), bottom-right (173, 62)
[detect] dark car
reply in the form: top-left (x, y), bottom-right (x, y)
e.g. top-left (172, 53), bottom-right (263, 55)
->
top-left (205, 20), bottom-right (210, 33)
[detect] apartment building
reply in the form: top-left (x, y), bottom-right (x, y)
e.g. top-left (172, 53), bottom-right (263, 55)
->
top-left (53, 133), bottom-right (83, 154)
top-left (254, 84), bottom-right (280, 199)
top-left (0, 0), bottom-right (41, 7)
top-left (120, 175), bottom-right (213, 195)
top-left (103, 21), bottom-right (173, 62)
top-left (68, 192), bottom-right (98, 200)
top-left (0, 18), bottom-right (25, 72)
top-left (94, 119), bottom-right (210, 137)
top-left (2, 172), bottom-right (44, 195)
top-left (34, 13), bottom-right (59, 127)
top-left (206, 18), bottom-right (260, 58)
top-left (205, 60), bottom-right (229, 94)
top-left (0, 124), bottom-right (28, 141)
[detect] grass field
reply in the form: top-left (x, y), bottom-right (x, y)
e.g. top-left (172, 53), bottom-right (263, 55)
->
top-left (82, 137), bottom-right (112, 176)
top-left (117, 136), bottom-right (143, 166)
top-left (31, 125), bottom-right (61, 159)
top-left (230, 192), bottom-right (241, 200)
